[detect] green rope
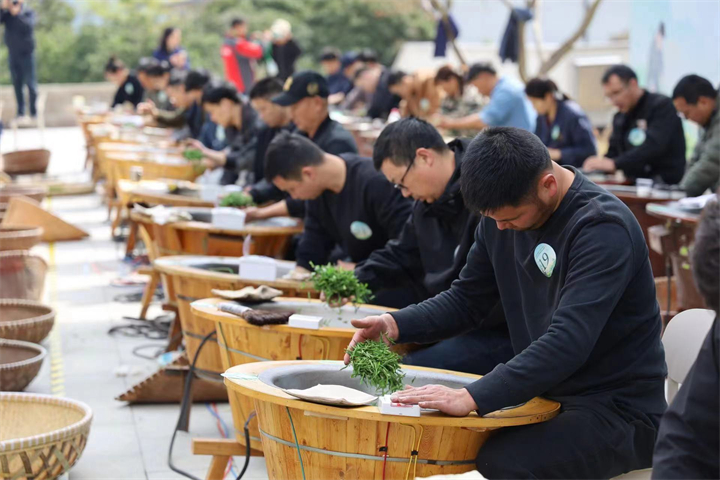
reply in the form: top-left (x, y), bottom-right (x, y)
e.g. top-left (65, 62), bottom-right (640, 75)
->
top-left (285, 406), bottom-right (307, 480)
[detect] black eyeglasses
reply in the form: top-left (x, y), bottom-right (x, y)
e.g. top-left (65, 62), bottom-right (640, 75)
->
top-left (393, 157), bottom-right (416, 190)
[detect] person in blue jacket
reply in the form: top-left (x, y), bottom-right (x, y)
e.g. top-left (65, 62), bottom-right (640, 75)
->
top-left (526, 78), bottom-right (597, 167)
top-left (153, 27), bottom-right (189, 70)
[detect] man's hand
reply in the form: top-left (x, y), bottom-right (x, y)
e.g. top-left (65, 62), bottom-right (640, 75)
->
top-left (137, 100), bottom-right (158, 117)
top-left (344, 314), bottom-right (399, 364)
top-left (548, 148), bottom-right (562, 161)
top-left (582, 156), bottom-right (616, 173)
top-left (1, 0), bottom-right (10, 11)
top-left (320, 291), bottom-right (352, 308)
top-left (337, 260), bottom-right (356, 271)
top-left (243, 206), bottom-right (262, 222)
top-left (390, 385), bottom-right (478, 417)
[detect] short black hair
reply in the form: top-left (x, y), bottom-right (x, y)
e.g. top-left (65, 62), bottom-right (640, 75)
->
top-left (265, 131), bottom-right (325, 181)
top-left (435, 65), bottom-right (464, 93)
top-left (202, 81), bottom-right (240, 105)
top-left (672, 74), bottom-right (718, 104)
top-left (147, 60), bottom-right (171, 78)
top-left (184, 69), bottom-right (211, 92)
top-left (319, 47), bottom-right (341, 62)
top-left (467, 63), bottom-right (496, 82)
top-left (137, 57), bottom-right (158, 74)
top-left (230, 17), bottom-right (245, 28)
top-left (372, 118), bottom-right (448, 170)
top-left (104, 56), bottom-right (126, 74)
top-left (461, 127), bottom-right (552, 213)
top-left (525, 77), bottom-right (568, 101)
top-left (692, 198), bottom-right (720, 314)
top-left (387, 70), bottom-right (407, 87)
top-left (249, 77), bottom-right (284, 100)
top-left (601, 64), bottom-right (637, 84)
top-left (168, 69), bottom-right (187, 86)
top-left (359, 48), bottom-right (378, 63)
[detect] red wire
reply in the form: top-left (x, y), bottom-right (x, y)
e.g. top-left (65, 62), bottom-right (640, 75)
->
top-left (382, 423), bottom-right (390, 480)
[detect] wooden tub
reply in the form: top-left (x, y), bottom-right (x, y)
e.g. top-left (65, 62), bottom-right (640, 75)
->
top-left (192, 298), bottom-right (396, 452)
top-left (224, 360), bottom-right (560, 480)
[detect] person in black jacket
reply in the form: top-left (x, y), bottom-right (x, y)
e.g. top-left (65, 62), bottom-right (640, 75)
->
top-left (352, 118), bottom-right (513, 372)
top-left (525, 77), bottom-right (597, 167)
top-left (245, 71), bottom-right (358, 221)
top-left (1, 0), bottom-right (36, 122)
top-left (354, 65), bottom-right (401, 120)
top-left (177, 69), bottom-right (211, 140)
top-left (653, 199), bottom-right (719, 480)
top-left (583, 65), bottom-right (686, 184)
top-left (187, 82), bottom-right (260, 185)
top-left (105, 56), bottom-right (144, 109)
top-left (345, 127), bottom-right (666, 478)
top-left (265, 132), bottom-right (412, 292)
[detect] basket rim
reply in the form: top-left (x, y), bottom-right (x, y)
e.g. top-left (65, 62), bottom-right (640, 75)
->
top-left (0, 392), bottom-right (93, 453)
top-left (0, 226), bottom-right (44, 237)
top-left (0, 299), bottom-right (55, 328)
top-left (0, 338), bottom-right (47, 371)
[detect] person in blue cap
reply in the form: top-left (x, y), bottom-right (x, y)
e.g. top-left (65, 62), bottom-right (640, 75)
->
top-left (319, 47), bottom-right (354, 98)
top-left (525, 77), bottom-right (597, 167)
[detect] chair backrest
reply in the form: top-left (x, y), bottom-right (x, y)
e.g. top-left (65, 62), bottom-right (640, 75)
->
top-left (661, 308), bottom-right (715, 403)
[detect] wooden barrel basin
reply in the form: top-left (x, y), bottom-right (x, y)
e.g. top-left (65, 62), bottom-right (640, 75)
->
top-left (192, 298), bottom-right (396, 451)
top-left (134, 207), bottom-right (302, 258)
top-left (154, 256), bottom-right (317, 382)
top-left (224, 360), bottom-right (560, 480)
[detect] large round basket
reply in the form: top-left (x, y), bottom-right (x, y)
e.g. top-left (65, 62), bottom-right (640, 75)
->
top-left (0, 392), bottom-right (92, 480)
top-left (0, 203), bottom-right (7, 223)
top-left (0, 227), bottom-right (43, 252)
top-left (0, 251), bottom-right (48, 301)
top-left (0, 149), bottom-right (51, 175)
top-left (154, 256), bottom-right (316, 384)
top-left (0, 300), bottom-right (55, 344)
top-left (192, 297), bottom-right (395, 452)
top-left (224, 360), bottom-right (560, 480)
top-left (0, 339), bottom-right (46, 391)
top-left (0, 185), bottom-right (48, 204)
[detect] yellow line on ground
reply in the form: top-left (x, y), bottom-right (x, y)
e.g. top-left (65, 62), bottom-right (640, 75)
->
top-left (45, 199), bottom-right (66, 397)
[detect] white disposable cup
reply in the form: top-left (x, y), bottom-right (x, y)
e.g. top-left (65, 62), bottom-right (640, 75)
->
top-left (636, 178), bottom-right (653, 197)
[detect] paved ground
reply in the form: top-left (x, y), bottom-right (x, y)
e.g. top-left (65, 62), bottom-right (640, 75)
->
top-left (2, 128), bottom-right (268, 479)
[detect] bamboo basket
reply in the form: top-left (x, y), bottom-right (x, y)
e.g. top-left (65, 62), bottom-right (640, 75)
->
top-left (0, 227), bottom-right (43, 252)
top-left (0, 185), bottom-right (48, 204)
top-left (193, 298), bottom-right (394, 453)
top-left (0, 339), bottom-right (46, 391)
top-left (0, 300), bottom-right (55, 344)
top-left (0, 150), bottom-right (50, 175)
top-left (0, 251), bottom-right (48, 301)
top-left (0, 392), bottom-right (92, 480)
top-left (224, 361), bottom-right (561, 480)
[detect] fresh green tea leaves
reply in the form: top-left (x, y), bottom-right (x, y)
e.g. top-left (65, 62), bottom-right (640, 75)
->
top-left (219, 192), bottom-right (255, 208)
top-left (310, 263), bottom-right (372, 307)
top-left (183, 149), bottom-right (203, 161)
top-left (344, 335), bottom-right (405, 395)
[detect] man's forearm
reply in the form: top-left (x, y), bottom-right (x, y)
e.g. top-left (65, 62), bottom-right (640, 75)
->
top-left (256, 200), bottom-right (289, 219)
top-left (444, 114), bottom-right (486, 131)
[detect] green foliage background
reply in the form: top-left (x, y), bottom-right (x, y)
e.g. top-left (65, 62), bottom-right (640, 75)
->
top-left (0, 0), bottom-right (434, 84)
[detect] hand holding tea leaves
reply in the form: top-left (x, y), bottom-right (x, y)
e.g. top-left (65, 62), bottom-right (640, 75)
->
top-left (310, 263), bottom-right (372, 308)
top-left (344, 334), bottom-right (405, 395)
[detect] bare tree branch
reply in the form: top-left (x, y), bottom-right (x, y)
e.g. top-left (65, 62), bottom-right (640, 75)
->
top-left (429, 0), bottom-right (468, 66)
top-left (538, 0), bottom-right (603, 76)
top-left (531, 0), bottom-right (546, 64)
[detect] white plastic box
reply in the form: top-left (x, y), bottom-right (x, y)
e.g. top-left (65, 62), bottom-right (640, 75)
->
top-left (238, 255), bottom-right (277, 282)
top-left (377, 395), bottom-right (420, 417)
top-left (212, 207), bottom-right (247, 230)
top-left (288, 314), bottom-right (323, 330)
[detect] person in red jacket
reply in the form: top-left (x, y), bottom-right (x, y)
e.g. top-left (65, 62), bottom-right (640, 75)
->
top-left (221, 17), bottom-right (263, 94)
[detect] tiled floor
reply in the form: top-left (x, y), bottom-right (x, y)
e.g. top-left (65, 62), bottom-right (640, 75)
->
top-left (2, 128), bottom-right (268, 479)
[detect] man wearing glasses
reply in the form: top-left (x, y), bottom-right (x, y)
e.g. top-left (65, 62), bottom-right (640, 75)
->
top-left (583, 64), bottom-right (686, 185)
top-left (352, 118), bottom-right (514, 374)
top-left (264, 131), bottom-right (413, 305)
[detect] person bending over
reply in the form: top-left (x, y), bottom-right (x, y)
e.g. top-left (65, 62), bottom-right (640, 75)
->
top-left (346, 127), bottom-right (666, 478)
top-left (105, 56), bottom-right (144, 109)
top-left (265, 132), bottom-right (412, 296)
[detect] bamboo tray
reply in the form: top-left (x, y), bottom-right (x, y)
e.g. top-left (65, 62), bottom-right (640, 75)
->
top-left (0, 251), bottom-right (48, 301)
top-left (0, 392), bottom-right (92, 480)
top-left (0, 185), bottom-right (48, 204)
top-left (0, 299), bottom-right (55, 344)
top-left (0, 227), bottom-right (43, 252)
top-left (0, 339), bottom-right (46, 391)
top-left (0, 150), bottom-right (50, 175)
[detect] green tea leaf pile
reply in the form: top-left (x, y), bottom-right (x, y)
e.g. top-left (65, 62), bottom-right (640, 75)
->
top-left (310, 263), bottom-right (372, 306)
top-left (219, 192), bottom-right (255, 208)
top-left (344, 336), bottom-right (405, 395)
top-left (183, 149), bottom-right (203, 161)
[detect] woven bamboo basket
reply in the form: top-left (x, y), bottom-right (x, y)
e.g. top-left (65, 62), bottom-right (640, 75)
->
top-left (0, 150), bottom-right (50, 175)
top-left (0, 339), bottom-right (46, 391)
top-left (0, 251), bottom-right (48, 301)
top-left (0, 203), bottom-right (6, 223)
top-left (0, 392), bottom-right (92, 480)
top-left (0, 185), bottom-right (48, 204)
top-left (0, 300), bottom-right (55, 344)
top-left (0, 227), bottom-right (43, 252)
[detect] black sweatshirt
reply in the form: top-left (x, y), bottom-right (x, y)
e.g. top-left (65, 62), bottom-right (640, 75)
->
top-left (653, 318), bottom-right (719, 479)
top-left (295, 154), bottom-right (412, 271)
top-left (392, 168), bottom-right (667, 416)
top-left (221, 104), bottom-right (261, 185)
top-left (0, 5), bottom-right (35, 55)
top-left (607, 91), bottom-right (686, 185)
top-left (111, 74), bottom-right (144, 109)
top-left (355, 139), bottom-right (480, 298)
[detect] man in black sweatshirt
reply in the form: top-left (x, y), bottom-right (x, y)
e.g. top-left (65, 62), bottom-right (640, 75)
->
top-left (352, 118), bottom-right (513, 373)
top-left (1, 0), bottom-right (36, 123)
top-left (265, 132), bottom-right (412, 294)
top-left (346, 127), bottom-right (667, 478)
top-left (583, 64), bottom-right (686, 185)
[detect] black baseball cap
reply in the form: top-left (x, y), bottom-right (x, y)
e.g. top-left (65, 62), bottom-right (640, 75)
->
top-left (272, 71), bottom-right (329, 106)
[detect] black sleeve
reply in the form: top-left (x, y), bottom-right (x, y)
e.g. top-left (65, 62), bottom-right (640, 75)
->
top-left (560, 116), bottom-right (597, 167)
top-left (111, 87), bottom-right (123, 108)
top-left (605, 116), bottom-right (622, 159)
top-left (652, 319), bottom-right (719, 480)
top-left (286, 198), bottom-right (306, 218)
top-left (295, 202), bottom-right (335, 270)
top-left (225, 137), bottom-right (258, 173)
top-left (249, 179), bottom-right (285, 204)
top-left (323, 136), bottom-right (358, 156)
top-left (612, 99), bottom-right (685, 173)
top-left (355, 213), bottom-right (424, 292)
top-left (130, 78), bottom-right (144, 108)
top-left (368, 174), bottom-right (412, 240)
